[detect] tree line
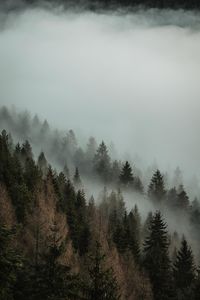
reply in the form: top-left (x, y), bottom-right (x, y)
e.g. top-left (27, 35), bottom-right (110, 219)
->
top-left (0, 129), bottom-right (200, 299)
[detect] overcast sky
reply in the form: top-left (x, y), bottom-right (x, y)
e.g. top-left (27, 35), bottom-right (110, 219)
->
top-left (0, 7), bottom-right (200, 178)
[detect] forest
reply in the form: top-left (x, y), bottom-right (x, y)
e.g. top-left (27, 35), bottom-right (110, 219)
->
top-left (0, 106), bottom-right (200, 299)
top-left (1, 0), bottom-right (200, 298)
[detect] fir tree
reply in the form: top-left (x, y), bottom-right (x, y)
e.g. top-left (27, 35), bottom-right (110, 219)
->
top-left (94, 141), bottom-right (111, 183)
top-left (143, 211), bottom-right (173, 300)
top-left (173, 237), bottom-right (195, 300)
top-left (148, 170), bottom-right (166, 203)
top-left (0, 225), bottom-right (22, 300)
top-left (29, 222), bottom-right (81, 300)
top-left (86, 241), bottom-right (120, 300)
top-left (119, 161), bottom-right (134, 188)
top-left (21, 140), bottom-right (33, 162)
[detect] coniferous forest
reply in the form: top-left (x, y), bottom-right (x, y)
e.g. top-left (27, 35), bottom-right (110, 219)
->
top-left (0, 107), bottom-right (200, 300)
top-left (1, 1), bottom-right (200, 300)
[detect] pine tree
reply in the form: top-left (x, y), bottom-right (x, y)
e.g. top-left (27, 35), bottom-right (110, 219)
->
top-left (129, 205), bottom-right (142, 245)
top-left (143, 211), bottom-right (173, 300)
top-left (86, 137), bottom-right (97, 160)
top-left (127, 211), bottom-right (141, 262)
top-left (0, 225), bottom-right (22, 300)
top-left (75, 190), bottom-right (91, 256)
top-left (24, 157), bottom-right (42, 193)
top-left (119, 161), bottom-right (134, 188)
top-left (29, 222), bottom-right (81, 300)
top-left (94, 141), bottom-right (111, 183)
top-left (86, 241), bottom-right (120, 300)
top-left (173, 237), bottom-right (195, 300)
top-left (21, 140), bottom-right (33, 162)
top-left (148, 170), bottom-right (166, 203)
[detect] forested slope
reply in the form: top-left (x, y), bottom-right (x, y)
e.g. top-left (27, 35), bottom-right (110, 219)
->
top-left (0, 108), bottom-right (200, 299)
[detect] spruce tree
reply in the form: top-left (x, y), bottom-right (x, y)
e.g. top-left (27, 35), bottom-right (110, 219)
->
top-left (29, 222), bottom-right (81, 300)
top-left (119, 161), bottom-right (134, 188)
top-left (173, 237), bottom-right (195, 300)
top-left (148, 170), bottom-right (166, 203)
top-left (86, 241), bottom-right (120, 300)
top-left (143, 211), bottom-right (173, 300)
top-left (0, 225), bottom-right (22, 300)
top-left (93, 141), bottom-right (111, 183)
top-left (75, 190), bottom-right (91, 256)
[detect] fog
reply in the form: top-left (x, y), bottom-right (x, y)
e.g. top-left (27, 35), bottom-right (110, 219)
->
top-left (0, 6), bottom-right (200, 180)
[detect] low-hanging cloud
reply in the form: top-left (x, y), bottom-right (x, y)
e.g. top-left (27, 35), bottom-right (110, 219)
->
top-left (0, 6), bottom-right (200, 180)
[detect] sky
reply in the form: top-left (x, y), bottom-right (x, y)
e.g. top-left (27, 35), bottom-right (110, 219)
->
top-left (0, 6), bottom-right (200, 179)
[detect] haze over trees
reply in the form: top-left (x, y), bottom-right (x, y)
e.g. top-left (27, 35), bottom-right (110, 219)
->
top-left (0, 117), bottom-right (200, 299)
top-left (0, 0), bottom-right (200, 299)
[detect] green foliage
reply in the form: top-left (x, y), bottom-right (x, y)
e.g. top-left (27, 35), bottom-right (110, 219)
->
top-left (64, 183), bottom-right (91, 256)
top-left (0, 130), bottom-right (35, 223)
top-left (119, 161), bottom-right (134, 188)
top-left (94, 141), bottom-right (111, 182)
top-left (173, 238), bottom-right (195, 299)
top-left (148, 170), bottom-right (166, 202)
top-left (143, 211), bottom-right (173, 300)
top-left (0, 225), bottom-right (22, 300)
top-left (14, 224), bottom-right (82, 300)
top-left (85, 241), bottom-right (120, 300)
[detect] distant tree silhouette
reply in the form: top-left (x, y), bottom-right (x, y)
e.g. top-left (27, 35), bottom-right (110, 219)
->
top-left (148, 170), bottom-right (166, 203)
top-left (119, 161), bottom-right (134, 188)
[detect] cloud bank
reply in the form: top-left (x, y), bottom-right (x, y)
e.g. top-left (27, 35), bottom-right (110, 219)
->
top-left (0, 6), bottom-right (200, 179)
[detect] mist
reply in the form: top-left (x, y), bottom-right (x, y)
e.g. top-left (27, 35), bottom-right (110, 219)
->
top-left (0, 6), bottom-right (200, 180)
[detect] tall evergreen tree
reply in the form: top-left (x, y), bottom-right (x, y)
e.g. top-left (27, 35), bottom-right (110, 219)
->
top-left (94, 141), bottom-right (111, 182)
top-left (86, 241), bottom-right (120, 300)
top-left (28, 222), bottom-right (81, 300)
top-left (119, 161), bottom-right (134, 188)
top-left (148, 170), bottom-right (166, 203)
top-left (173, 237), bottom-right (195, 300)
top-left (0, 225), bottom-right (22, 300)
top-left (143, 211), bottom-right (173, 300)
